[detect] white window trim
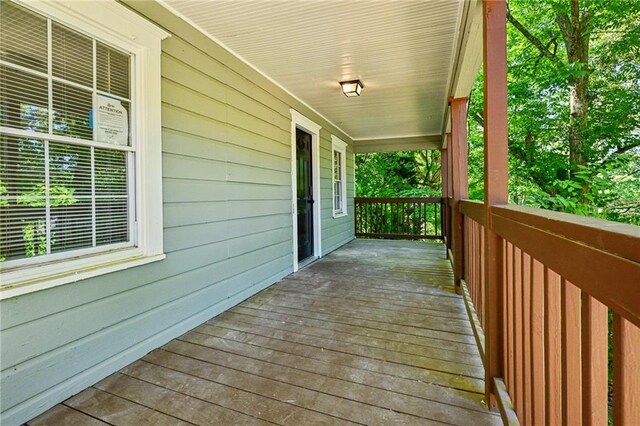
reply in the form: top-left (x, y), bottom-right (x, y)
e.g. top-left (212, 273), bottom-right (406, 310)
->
top-left (353, 151), bottom-right (357, 199)
top-left (290, 110), bottom-right (321, 272)
top-left (331, 135), bottom-right (348, 218)
top-left (0, 0), bottom-right (170, 300)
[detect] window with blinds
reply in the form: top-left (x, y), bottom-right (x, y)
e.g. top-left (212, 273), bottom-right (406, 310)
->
top-left (332, 136), bottom-right (347, 216)
top-left (333, 150), bottom-right (343, 213)
top-left (0, 1), bottom-right (134, 265)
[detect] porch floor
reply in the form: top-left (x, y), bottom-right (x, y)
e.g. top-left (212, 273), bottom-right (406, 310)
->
top-left (28, 239), bottom-right (501, 425)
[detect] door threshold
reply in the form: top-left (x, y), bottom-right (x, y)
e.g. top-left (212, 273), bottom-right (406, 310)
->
top-left (297, 256), bottom-right (318, 269)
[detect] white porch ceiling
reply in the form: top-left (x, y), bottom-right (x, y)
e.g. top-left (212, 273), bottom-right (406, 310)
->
top-left (160, 0), bottom-right (481, 149)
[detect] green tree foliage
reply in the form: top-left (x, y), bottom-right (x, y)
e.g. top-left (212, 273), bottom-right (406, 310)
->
top-left (355, 150), bottom-right (442, 197)
top-left (358, 1), bottom-right (639, 225)
top-left (470, 0), bottom-right (640, 224)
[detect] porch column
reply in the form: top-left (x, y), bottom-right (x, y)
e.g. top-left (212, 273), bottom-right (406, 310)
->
top-left (450, 98), bottom-right (469, 295)
top-left (447, 133), bottom-right (454, 256)
top-left (440, 144), bottom-right (450, 255)
top-left (483, 0), bottom-right (508, 408)
top-left (447, 134), bottom-right (454, 255)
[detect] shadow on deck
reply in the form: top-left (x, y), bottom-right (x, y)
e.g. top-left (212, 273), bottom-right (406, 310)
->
top-left (29, 239), bottom-right (501, 425)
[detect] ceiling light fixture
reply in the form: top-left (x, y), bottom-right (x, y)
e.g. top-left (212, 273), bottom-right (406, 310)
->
top-left (340, 80), bottom-right (363, 97)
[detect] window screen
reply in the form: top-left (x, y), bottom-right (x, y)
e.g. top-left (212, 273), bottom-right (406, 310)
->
top-left (0, 1), bottom-right (134, 264)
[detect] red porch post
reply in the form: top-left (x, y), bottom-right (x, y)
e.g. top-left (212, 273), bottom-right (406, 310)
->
top-left (448, 133), bottom-right (454, 258)
top-left (440, 145), bottom-right (450, 255)
top-left (450, 98), bottom-right (469, 294)
top-left (483, 0), bottom-right (508, 408)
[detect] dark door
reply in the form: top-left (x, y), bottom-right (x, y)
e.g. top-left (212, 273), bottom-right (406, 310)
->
top-left (296, 128), bottom-right (314, 261)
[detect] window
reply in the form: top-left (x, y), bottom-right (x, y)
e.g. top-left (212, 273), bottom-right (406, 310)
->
top-left (332, 136), bottom-right (348, 217)
top-left (0, 1), bottom-right (168, 298)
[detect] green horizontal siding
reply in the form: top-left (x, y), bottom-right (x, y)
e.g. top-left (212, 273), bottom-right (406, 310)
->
top-left (0, 1), bottom-right (354, 424)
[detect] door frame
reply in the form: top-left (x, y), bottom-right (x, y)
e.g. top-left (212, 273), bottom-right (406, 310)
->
top-left (290, 109), bottom-right (322, 272)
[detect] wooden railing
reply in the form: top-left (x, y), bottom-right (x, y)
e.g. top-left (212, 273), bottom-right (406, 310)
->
top-left (454, 199), bottom-right (640, 425)
top-left (354, 197), bottom-right (443, 240)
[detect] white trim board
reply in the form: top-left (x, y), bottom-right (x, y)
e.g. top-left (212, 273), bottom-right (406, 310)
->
top-left (290, 110), bottom-right (322, 272)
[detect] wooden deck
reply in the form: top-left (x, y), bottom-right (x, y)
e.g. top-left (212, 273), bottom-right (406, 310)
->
top-left (28, 239), bottom-right (501, 425)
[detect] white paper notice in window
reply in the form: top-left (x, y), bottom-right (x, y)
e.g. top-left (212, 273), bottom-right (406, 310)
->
top-left (94, 94), bottom-right (129, 145)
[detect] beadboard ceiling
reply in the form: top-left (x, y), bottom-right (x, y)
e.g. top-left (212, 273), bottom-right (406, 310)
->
top-left (160, 0), bottom-right (481, 149)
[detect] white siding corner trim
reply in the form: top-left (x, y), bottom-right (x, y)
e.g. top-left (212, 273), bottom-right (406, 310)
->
top-left (290, 109), bottom-right (321, 272)
top-left (0, 0), bottom-right (170, 300)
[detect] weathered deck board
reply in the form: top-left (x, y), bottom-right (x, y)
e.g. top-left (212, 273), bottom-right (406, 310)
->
top-left (28, 404), bottom-right (109, 426)
top-left (28, 239), bottom-right (501, 425)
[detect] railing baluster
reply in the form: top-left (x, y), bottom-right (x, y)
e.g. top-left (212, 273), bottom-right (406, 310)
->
top-left (412, 200), bottom-right (415, 235)
top-left (502, 239), bottom-right (509, 396)
top-left (464, 217), bottom-right (469, 286)
top-left (353, 198), bottom-right (444, 240)
top-left (436, 201), bottom-right (439, 236)
top-left (480, 225), bottom-right (485, 328)
top-left (581, 294), bottom-right (608, 426)
top-left (362, 202), bottom-right (366, 234)
top-left (470, 221), bottom-right (474, 307)
top-left (613, 314), bottom-right (640, 425)
top-left (473, 222), bottom-right (478, 321)
top-left (514, 246), bottom-right (523, 420)
top-left (423, 201), bottom-right (426, 235)
top-left (404, 201), bottom-right (408, 234)
top-left (545, 267), bottom-right (562, 425)
top-left (531, 259), bottom-right (545, 425)
top-left (475, 222), bottom-right (479, 314)
top-left (474, 222), bottom-right (478, 318)
top-left (392, 201), bottom-right (396, 235)
top-left (562, 279), bottom-right (583, 426)
top-left (523, 252), bottom-right (532, 425)
top-left (506, 241), bottom-right (514, 397)
top-left (470, 221), bottom-right (474, 306)
top-left (476, 222), bottom-right (479, 308)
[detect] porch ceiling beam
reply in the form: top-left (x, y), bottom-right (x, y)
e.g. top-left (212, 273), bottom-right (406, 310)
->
top-left (441, 0), bottom-right (484, 139)
top-left (352, 135), bottom-right (442, 153)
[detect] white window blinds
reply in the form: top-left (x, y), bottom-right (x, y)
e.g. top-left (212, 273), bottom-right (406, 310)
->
top-left (0, 1), bottom-right (134, 265)
top-left (332, 136), bottom-right (347, 216)
top-left (334, 149), bottom-right (343, 212)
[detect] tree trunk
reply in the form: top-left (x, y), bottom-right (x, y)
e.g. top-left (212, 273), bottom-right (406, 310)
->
top-left (556, 0), bottom-right (591, 174)
top-left (568, 75), bottom-right (588, 169)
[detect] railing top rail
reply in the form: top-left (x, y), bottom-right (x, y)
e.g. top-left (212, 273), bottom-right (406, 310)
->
top-left (459, 199), bottom-right (483, 206)
top-left (459, 199), bottom-right (485, 225)
top-left (492, 204), bottom-right (640, 264)
top-left (458, 200), bottom-right (639, 263)
top-left (488, 204), bottom-right (639, 328)
top-left (457, 200), bottom-right (640, 326)
top-left (355, 197), bottom-right (443, 203)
